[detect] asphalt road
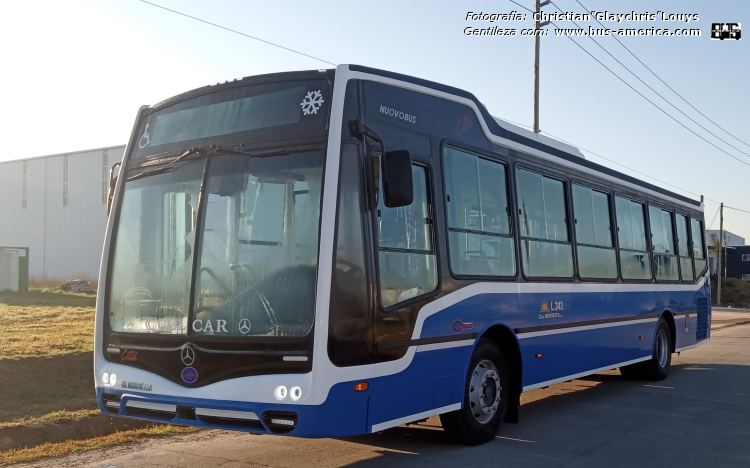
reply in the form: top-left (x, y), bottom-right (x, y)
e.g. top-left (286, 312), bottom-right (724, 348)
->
top-left (28, 314), bottom-right (750, 468)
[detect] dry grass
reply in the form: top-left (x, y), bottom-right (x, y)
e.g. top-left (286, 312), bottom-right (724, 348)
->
top-left (0, 410), bottom-right (100, 429)
top-left (0, 352), bottom-right (97, 422)
top-left (0, 290), bottom-right (96, 359)
top-left (28, 276), bottom-right (98, 292)
top-left (0, 291), bottom-right (98, 422)
top-left (0, 425), bottom-right (198, 464)
top-left (712, 277), bottom-right (750, 308)
top-left (0, 290), bottom-right (198, 463)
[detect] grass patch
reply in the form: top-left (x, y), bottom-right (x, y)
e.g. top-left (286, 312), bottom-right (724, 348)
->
top-left (0, 353), bottom-right (96, 422)
top-left (0, 425), bottom-right (198, 464)
top-left (0, 289), bottom-right (98, 422)
top-left (712, 277), bottom-right (750, 308)
top-left (0, 410), bottom-right (100, 429)
top-left (0, 290), bottom-right (96, 359)
top-left (0, 290), bottom-right (198, 461)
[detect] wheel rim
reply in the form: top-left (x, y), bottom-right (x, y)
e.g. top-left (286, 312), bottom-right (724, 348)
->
top-left (469, 359), bottom-right (502, 424)
top-left (656, 328), bottom-right (669, 368)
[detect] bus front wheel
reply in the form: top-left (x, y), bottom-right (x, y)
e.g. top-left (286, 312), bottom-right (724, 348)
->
top-left (620, 318), bottom-right (672, 381)
top-left (440, 339), bottom-right (509, 445)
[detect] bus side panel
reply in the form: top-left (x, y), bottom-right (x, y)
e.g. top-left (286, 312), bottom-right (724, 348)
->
top-left (417, 286), bottom-right (708, 390)
top-left (519, 321), bottom-right (655, 388)
top-left (678, 282), bottom-right (711, 350)
top-left (419, 289), bottom-right (700, 340)
top-left (366, 346), bottom-right (473, 432)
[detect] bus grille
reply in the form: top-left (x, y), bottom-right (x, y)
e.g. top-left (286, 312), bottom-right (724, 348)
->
top-left (696, 297), bottom-right (708, 341)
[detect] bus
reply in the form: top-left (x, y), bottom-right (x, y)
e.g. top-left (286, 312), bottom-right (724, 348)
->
top-left (96, 65), bottom-right (711, 445)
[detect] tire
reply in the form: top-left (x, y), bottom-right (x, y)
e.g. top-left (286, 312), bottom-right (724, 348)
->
top-left (620, 318), bottom-right (672, 381)
top-left (440, 339), bottom-right (509, 445)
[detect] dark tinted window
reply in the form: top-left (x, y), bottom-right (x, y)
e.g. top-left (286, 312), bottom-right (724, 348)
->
top-left (330, 144), bottom-right (369, 341)
top-left (363, 81), bottom-right (490, 152)
top-left (133, 80), bottom-right (331, 159)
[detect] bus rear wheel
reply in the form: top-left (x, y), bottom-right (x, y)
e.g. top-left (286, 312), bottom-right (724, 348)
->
top-left (620, 318), bottom-right (672, 381)
top-left (440, 339), bottom-right (509, 445)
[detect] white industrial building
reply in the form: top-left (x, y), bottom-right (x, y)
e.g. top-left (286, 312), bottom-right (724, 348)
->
top-left (0, 145), bottom-right (125, 280)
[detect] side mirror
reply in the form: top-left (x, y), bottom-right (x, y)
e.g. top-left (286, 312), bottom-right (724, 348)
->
top-left (382, 150), bottom-right (413, 208)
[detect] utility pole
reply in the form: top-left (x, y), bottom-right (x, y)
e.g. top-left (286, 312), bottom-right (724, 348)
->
top-left (718, 202), bottom-right (723, 306)
top-left (533, 0), bottom-right (551, 133)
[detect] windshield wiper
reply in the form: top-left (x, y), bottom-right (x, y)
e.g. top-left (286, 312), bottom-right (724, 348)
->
top-left (210, 144), bottom-right (320, 158)
top-left (127, 147), bottom-right (202, 181)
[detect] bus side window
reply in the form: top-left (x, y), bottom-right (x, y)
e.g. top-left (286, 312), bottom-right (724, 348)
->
top-left (691, 217), bottom-right (707, 279)
top-left (649, 206), bottom-right (679, 282)
top-left (443, 147), bottom-right (515, 277)
top-left (676, 214), bottom-right (693, 282)
top-left (615, 197), bottom-right (652, 280)
top-left (572, 184), bottom-right (617, 279)
top-left (516, 169), bottom-right (573, 278)
top-left (378, 165), bottom-right (437, 308)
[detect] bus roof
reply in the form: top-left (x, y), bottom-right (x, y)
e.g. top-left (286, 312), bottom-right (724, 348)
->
top-left (347, 64), bottom-right (701, 209)
top-left (138, 65), bottom-right (701, 210)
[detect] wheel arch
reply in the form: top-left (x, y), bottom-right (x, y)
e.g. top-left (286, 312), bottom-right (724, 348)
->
top-left (477, 323), bottom-right (523, 422)
top-left (660, 310), bottom-right (677, 353)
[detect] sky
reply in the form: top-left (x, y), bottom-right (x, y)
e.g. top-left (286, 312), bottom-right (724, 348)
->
top-left (0, 0), bottom-right (748, 237)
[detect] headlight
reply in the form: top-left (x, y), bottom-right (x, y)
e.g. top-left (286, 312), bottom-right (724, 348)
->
top-left (109, 373), bottom-right (117, 386)
top-left (290, 386), bottom-right (302, 401)
top-left (102, 373), bottom-right (110, 385)
top-left (273, 385), bottom-right (288, 401)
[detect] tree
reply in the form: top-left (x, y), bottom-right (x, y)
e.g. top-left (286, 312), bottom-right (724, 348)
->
top-left (710, 232), bottom-right (721, 254)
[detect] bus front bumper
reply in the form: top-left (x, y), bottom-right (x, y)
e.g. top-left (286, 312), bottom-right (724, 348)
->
top-left (96, 384), bottom-right (371, 438)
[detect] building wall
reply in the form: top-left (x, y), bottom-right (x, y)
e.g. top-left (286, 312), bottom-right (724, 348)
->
top-left (706, 230), bottom-right (745, 247)
top-left (0, 145), bottom-right (125, 280)
top-left (707, 230), bottom-right (746, 275)
top-left (726, 246), bottom-right (750, 280)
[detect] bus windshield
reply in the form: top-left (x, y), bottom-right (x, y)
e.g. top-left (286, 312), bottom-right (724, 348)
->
top-left (107, 151), bottom-right (324, 339)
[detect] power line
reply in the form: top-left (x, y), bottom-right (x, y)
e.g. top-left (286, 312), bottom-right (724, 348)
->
top-left (576, 0), bottom-right (750, 151)
top-left (507, 0), bottom-right (750, 169)
top-left (495, 111), bottom-right (715, 201)
top-left (140, 0), bottom-right (743, 213)
top-left (138, 0), bottom-right (336, 66)
top-left (548, 0), bottom-right (750, 160)
top-left (489, 114), bottom-right (729, 207)
top-left (499, 117), bottom-right (535, 130)
top-left (539, 128), bottom-right (717, 202)
top-left (708, 206), bottom-right (721, 230)
top-left (725, 206), bottom-right (750, 216)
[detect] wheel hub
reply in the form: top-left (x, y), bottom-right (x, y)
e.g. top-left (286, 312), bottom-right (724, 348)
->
top-left (469, 359), bottom-right (502, 424)
top-left (656, 328), bottom-right (669, 368)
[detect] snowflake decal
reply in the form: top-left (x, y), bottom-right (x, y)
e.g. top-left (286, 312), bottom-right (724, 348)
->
top-left (300, 90), bottom-right (324, 115)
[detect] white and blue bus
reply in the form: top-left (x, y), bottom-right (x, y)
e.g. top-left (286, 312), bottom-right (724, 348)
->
top-left (96, 65), bottom-right (710, 444)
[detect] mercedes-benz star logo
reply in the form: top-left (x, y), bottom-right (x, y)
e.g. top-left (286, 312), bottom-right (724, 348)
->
top-left (238, 318), bottom-right (252, 335)
top-left (181, 346), bottom-right (195, 366)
